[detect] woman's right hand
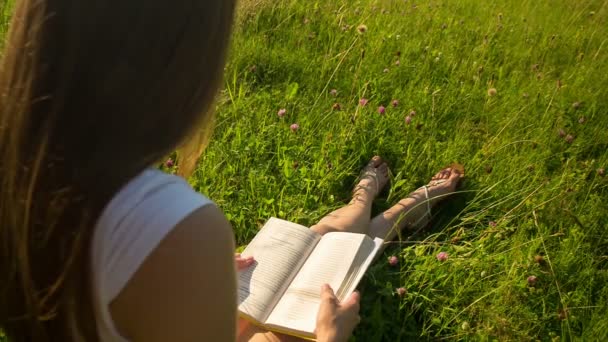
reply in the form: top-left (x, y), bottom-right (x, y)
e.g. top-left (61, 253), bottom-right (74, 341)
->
top-left (315, 284), bottom-right (361, 342)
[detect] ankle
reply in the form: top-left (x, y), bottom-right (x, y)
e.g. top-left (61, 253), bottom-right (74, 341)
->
top-left (396, 197), bottom-right (429, 228)
top-left (401, 190), bottom-right (425, 205)
top-left (352, 185), bottom-right (376, 201)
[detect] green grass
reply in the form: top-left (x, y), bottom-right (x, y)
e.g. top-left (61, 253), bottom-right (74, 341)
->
top-left (3, 0), bottom-right (608, 340)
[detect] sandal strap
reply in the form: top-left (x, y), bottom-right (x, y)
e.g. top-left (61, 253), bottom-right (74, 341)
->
top-left (429, 179), bottom-right (447, 187)
top-left (424, 185), bottom-right (432, 219)
top-left (356, 169), bottom-right (379, 195)
top-left (407, 185), bottom-right (433, 235)
top-left (407, 177), bottom-right (456, 238)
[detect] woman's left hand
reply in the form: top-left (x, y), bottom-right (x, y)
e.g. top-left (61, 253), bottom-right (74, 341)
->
top-left (235, 253), bottom-right (254, 339)
top-left (235, 253), bottom-right (254, 271)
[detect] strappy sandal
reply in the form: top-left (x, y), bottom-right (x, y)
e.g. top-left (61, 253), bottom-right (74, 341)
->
top-left (355, 169), bottom-right (381, 196)
top-left (352, 156), bottom-right (387, 198)
top-left (407, 164), bottom-right (465, 236)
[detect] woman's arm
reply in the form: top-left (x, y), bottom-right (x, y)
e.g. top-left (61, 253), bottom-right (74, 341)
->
top-left (109, 204), bottom-right (237, 342)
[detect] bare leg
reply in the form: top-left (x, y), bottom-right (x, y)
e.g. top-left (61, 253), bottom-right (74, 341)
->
top-left (239, 156), bottom-right (390, 342)
top-left (369, 167), bottom-right (463, 251)
top-left (310, 156), bottom-right (389, 235)
top-left (239, 166), bottom-right (463, 342)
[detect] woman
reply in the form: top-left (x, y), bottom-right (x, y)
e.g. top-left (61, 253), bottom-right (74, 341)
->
top-left (0, 1), bottom-right (462, 341)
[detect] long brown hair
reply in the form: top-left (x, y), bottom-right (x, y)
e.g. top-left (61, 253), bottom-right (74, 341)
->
top-left (0, 0), bottom-right (236, 340)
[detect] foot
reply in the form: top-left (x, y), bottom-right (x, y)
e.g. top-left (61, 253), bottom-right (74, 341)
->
top-left (351, 156), bottom-right (389, 204)
top-left (413, 166), bottom-right (463, 209)
top-left (368, 165), bottom-right (463, 242)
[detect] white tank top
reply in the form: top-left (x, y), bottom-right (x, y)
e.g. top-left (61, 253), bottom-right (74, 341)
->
top-left (91, 169), bottom-right (213, 341)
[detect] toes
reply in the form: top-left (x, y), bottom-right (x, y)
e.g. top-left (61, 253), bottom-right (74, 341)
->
top-left (368, 156), bottom-right (383, 168)
top-left (378, 163), bottom-right (389, 174)
top-left (436, 169), bottom-right (448, 179)
top-left (430, 167), bottom-right (459, 183)
top-left (443, 168), bottom-right (463, 190)
top-left (449, 168), bottom-right (462, 180)
top-left (441, 168), bottom-right (452, 179)
top-left (376, 164), bottom-right (389, 186)
top-left (424, 165), bottom-right (465, 198)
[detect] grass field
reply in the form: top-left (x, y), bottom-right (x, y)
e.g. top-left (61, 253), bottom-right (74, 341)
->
top-left (2, 0), bottom-right (608, 341)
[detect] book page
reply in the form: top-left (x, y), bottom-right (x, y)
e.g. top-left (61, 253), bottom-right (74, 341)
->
top-left (264, 232), bottom-right (381, 336)
top-left (335, 236), bottom-right (383, 300)
top-left (238, 218), bottom-right (321, 322)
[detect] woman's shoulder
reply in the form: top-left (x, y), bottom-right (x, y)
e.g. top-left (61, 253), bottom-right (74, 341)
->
top-left (106, 184), bottom-right (237, 341)
top-left (93, 168), bottom-right (216, 297)
top-left (92, 169), bottom-right (236, 341)
top-left (103, 168), bottom-right (212, 215)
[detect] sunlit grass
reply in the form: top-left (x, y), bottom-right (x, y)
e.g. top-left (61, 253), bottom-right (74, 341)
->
top-left (198, 0), bottom-right (608, 340)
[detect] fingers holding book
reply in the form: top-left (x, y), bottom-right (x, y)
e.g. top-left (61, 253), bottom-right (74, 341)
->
top-left (316, 284), bottom-right (361, 342)
top-left (235, 253), bottom-right (255, 271)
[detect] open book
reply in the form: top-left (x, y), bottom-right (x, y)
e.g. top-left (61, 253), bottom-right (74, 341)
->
top-left (238, 218), bottom-right (383, 339)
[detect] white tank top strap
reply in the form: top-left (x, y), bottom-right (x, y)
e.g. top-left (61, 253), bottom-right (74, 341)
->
top-left (91, 169), bottom-right (214, 341)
